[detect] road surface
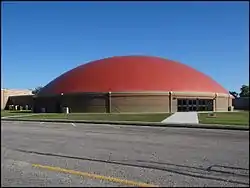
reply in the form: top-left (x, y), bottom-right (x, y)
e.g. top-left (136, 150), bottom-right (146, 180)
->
top-left (1, 121), bottom-right (249, 187)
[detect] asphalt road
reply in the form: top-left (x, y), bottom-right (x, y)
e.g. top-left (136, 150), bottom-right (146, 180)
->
top-left (1, 121), bottom-right (249, 187)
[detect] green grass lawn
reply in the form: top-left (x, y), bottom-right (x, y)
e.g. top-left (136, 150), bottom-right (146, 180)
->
top-left (3, 110), bottom-right (248, 125)
top-left (1, 110), bottom-right (32, 117)
top-left (198, 112), bottom-right (249, 126)
top-left (14, 113), bottom-right (171, 122)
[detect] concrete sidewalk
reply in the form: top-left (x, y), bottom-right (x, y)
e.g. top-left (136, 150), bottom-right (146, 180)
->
top-left (161, 112), bottom-right (199, 124)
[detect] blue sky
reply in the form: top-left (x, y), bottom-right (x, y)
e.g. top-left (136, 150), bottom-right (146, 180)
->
top-left (1, 1), bottom-right (249, 92)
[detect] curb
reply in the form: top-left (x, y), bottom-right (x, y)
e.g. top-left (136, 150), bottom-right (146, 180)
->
top-left (1, 118), bottom-right (249, 131)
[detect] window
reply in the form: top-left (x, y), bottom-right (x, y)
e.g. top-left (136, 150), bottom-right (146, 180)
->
top-left (183, 106), bottom-right (188, 111)
top-left (183, 100), bottom-right (187, 105)
top-left (198, 100), bottom-right (202, 105)
top-left (177, 99), bottom-right (182, 106)
top-left (194, 100), bottom-right (198, 105)
top-left (189, 100), bottom-right (192, 105)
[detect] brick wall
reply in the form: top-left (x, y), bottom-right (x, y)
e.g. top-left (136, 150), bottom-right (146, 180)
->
top-left (1, 89), bottom-right (33, 110)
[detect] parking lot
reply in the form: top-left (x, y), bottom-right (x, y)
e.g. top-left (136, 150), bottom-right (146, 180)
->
top-left (1, 121), bottom-right (249, 187)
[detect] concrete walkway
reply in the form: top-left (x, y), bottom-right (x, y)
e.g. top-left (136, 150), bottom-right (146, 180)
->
top-left (162, 112), bottom-right (199, 124)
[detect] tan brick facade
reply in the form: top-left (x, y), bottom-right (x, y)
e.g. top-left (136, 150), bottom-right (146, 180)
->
top-left (1, 89), bottom-right (33, 110)
top-left (1, 89), bottom-right (233, 113)
top-left (33, 91), bottom-right (233, 113)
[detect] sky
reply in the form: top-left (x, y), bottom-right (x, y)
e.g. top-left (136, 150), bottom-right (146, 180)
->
top-left (1, 1), bottom-right (249, 92)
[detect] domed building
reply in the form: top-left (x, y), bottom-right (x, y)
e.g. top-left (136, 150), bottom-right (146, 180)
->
top-left (34, 55), bottom-right (233, 113)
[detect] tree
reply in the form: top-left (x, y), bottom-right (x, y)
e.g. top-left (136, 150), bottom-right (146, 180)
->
top-left (239, 85), bottom-right (249, 98)
top-left (32, 86), bottom-right (43, 95)
top-left (229, 91), bottom-right (239, 98)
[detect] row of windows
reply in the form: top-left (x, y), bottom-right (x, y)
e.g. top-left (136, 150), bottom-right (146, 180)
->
top-left (178, 106), bottom-right (213, 112)
top-left (177, 99), bottom-right (213, 111)
top-left (177, 99), bottom-right (213, 106)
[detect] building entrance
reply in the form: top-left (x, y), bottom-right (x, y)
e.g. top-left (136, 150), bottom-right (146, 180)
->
top-left (177, 99), bottom-right (213, 112)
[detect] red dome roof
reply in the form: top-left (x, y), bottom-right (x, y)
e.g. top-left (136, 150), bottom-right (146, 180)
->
top-left (39, 56), bottom-right (228, 95)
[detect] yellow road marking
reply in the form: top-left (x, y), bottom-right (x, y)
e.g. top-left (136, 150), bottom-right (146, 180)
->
top-left (32, 163), bottom-right (158, 187)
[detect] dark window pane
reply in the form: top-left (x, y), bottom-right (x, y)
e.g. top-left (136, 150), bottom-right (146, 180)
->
top-left (198, 100), bottom-right (202, 105)
top-left (201, 100), bottom-right (204, 105)
top-left (183, 100), bottom-right (186, 105)
top-left (193, 100), bottom-right (197, 105)
top-left (178, 99), bottom-right (184, 106)
top-left (189, 100), bottom-right (192, 105)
